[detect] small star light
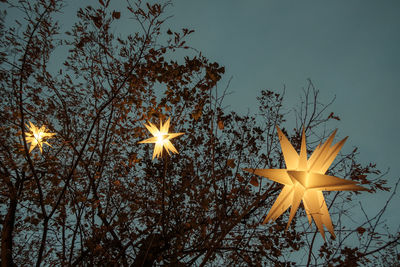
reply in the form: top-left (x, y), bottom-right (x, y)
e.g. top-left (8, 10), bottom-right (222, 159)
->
top-left (25, 121), bottom-right (56, 153)
top-left (139, 117), bottom-right (184, 160)
top-left (244, 126), bottom-right (366, 240)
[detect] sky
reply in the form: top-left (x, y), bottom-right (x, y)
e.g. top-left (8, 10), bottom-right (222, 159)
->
top-left (164, 0), bottom-right (400, 230)
top-left (4, 0), bottom-right (399, 240)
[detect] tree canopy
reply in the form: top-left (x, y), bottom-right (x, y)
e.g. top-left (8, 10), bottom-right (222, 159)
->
top-left (0, 0), bottom-right (399, 266)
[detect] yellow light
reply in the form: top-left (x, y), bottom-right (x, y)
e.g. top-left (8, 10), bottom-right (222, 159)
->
top-left (25, 121), bottom-right (56, 154)
top-left (139, 117), bottom-right (184, 160)
top-left (244, 126), bottom-right (366, 240)
top-left (156, 134), bottom-right (163, 144)
top-left (155, 132), bottom-right (168, 145)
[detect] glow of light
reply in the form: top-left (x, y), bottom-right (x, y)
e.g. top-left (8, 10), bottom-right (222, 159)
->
top-left (25, 121), bottom-right (56, 154)
top-left (244, 126), bottom-right (366, 240)
top-left (139, 118), bottom-right (184, 160)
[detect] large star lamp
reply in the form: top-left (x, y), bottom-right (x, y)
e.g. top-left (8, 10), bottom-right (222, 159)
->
top-left (25, 121), bottom-right (56, 153)
top-left (139, 118), bottom-right (184, 160)
top-left (244, 126), bottom-right (366, 240)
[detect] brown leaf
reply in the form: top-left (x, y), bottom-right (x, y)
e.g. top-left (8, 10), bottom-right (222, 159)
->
top-left (112, 11), bottom-right (121, 19)
top-left (227, 159), bottom-right (236, 169)
top-left (356, 227), bottom-right (366, 235)
top-left (192, 110), bottom-right (202, 120)
top-left (250, 176), bottom-right (259, 187)
top-left (91, 15), bottom-right (102, 28)
top-left (218, 120), bottom-right (224, 130)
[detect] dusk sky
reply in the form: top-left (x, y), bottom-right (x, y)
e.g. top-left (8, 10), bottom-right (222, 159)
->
top-left (7, 0), bottom-right (399, 232)
top-left (3, 1), bottom-right (400, 264)
top-left (165, 0), bottom-right (400, 230)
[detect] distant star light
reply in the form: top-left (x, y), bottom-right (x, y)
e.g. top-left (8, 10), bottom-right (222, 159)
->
top-left (139, 118), bottom-right (184, 160)
top-left (244, 126), bottom-right (366, 240)
top-left (25, 121), bottom-right (56, 153)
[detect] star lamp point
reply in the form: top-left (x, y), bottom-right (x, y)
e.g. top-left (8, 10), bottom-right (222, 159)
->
top-left (244, 126), bottom-right (366, 240)
top-left (139, 117), bottom-right (184, 160)
top-left (25, 121), bottom-right (56, 154)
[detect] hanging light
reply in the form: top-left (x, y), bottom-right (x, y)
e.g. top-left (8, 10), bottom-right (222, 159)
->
top-left (25, 121), bottom-right (56, 153)
top-left (244, 126), bottom-right (366, 240)
top-left (139, 117), bottom-right (184, 160)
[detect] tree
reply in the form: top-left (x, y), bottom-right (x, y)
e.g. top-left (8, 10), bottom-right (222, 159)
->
top-left (0, 0), bottom-right (399, 266)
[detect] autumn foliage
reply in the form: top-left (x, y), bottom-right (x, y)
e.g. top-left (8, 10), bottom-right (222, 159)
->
top-left (0, 0), bottom-right (399, 266)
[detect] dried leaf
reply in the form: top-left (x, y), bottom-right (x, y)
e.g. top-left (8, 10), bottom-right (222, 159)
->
top-left (218, 120), bottom-right (224, 130)
top-left (192, 110), bottom-right (202, 121)
top-left (237, 174), bottom-right (244, 183)
top-left (227, 159), bottom-right (236, 169)
top-left (250, 176), bottom-right (259, 187)
top-left (356, 227), bottom-right (366, 235)
top-left (112, 11), bottom-right (121, 19)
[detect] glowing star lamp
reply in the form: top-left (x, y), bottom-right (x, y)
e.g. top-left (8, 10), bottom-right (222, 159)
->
top-left (244, 126), bottom-right (366, 240)
top-left (25, 121), bottom-right (56, 153)
top-left (139, 118), bottom-right (184, 160)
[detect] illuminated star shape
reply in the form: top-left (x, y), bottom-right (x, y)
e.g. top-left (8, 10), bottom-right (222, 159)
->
top-left (244, 126), bottom-right (366, 240)
top-left (25, 121), bottom-right (56, 153)
top-left (139, 118), bottom-right (184, 160)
